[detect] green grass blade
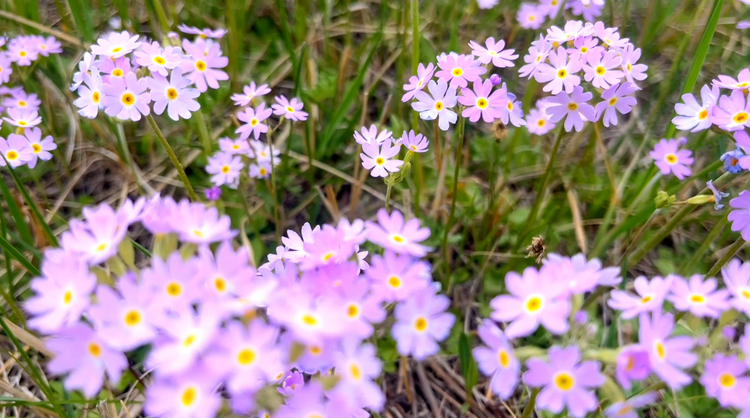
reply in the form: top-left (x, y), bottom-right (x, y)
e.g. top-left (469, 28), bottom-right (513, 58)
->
top-left (4, 163), bottom-right (59, 247)
top-left (275, 0), bottom-right (300, 79)
top-left (0, 175), bottom-right (34, 246)
top-left (67, 0), bottom-right (94, 43)
top-left (0, 234), bottom-right (41, 277)
top-left (225, 0), bottom-right (244, 88)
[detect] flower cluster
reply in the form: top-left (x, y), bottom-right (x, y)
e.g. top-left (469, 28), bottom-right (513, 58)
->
top-left (403, 37), bottom-right (524, 131)
top-left (358, 126), bottom-right (428, 178)
top-left (518, 0), bottom-right (606, 29)
top-left (521, 20), bottom-right (645, 133)
top-left (72, 28), bottom-right (228, 121)
top-left (28, 195), bottom-right (452, 417)
top-left (0, 35), bottom-right (60, 169)
top-left (204, 83), bottom-right (307, 187)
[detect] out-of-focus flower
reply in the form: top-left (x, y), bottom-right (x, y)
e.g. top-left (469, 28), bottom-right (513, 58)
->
top-left (3, 90), bottom-right (41, 110)
top-left (205, 186), bottom-right (221, 201)
top-left (707, 180), bottom-right (730, 210)
top-left (667, 275), bottom-right (730, 318)
top-left (145, 363), bottom-right (222, 418)
top-left (540, 254), bottom-right (599, 295)
top-left (0, 134), bottom-right (31, 168)
top-left (546, 86), bottom-right (596, 132)
top-left (477, 0), bottom-right (499, 9)
top-left (402, 63), bottom-right (435, 102)
top-left (149, 67), bottom-right (200, 121)
top-left (469, 37), bottom-right (518, 68)
top-left (473, 321), bottom-right (519, 399)
top-left (435, 53), bottom-right (486, 88)
top-left (365, 209), bottom-right (431, 257)
top-left (570, 0), bottom-right (604, 21)
top-left (3, 108), bottom-right (42, 128)
top-left (249, 162), bottom-right (272, 179)
top-left (526, 104), bottom-right (555, 135)
top-left (330, 339), bottom-right (384, 411)
top-left (231, 82), bottom-right (271, 107)
top-left (8, 37), bottom-right (39, 66)
top-left (701, 354), bottom-right (750, 408)
top-left (91, 31), bottom-right (141, 58)
top-left (489, 74), bottom-right (502, 85)
top-left (392, 288), bottom-right (455, 360)
top-left (12, 128), bottom-right (55, 169)
top-left (354, 124), bottom-right (393, 146)
top-left (74, 68), bottom-right (104, 119)
top-left (237, 103), bottom-right (273, 140)
top-left (71, 53), bottom-right (94, 91)
top-left (714, 68), bottom-right (750, 92)
top-left (649, 138), bottom-right (693, 180)
top-left (604, 393), bottom-right (657, 418)
top-left (639, 312), bottom-right (696, 389)
top-left (608, 275), bottom-right (672, 319)
top-left (182, 37), bottom-right (229, 92)
top-left (366, 250), bottom-right (429, 303)
top-left (272, 96), bottom-right (308, 121)
top-left (710, 90), bottom-right (750, 131)
top-left (721, 149), bottom-right (745, 174)
top-left (360, 139), bottom-right (403, 178)
top-left (616, 345), bottom-right (652, 390)
top-left (219, 137), bottom-right (251, 155)
top-left (102, 72), bottom-right (151, 121)
top-left (207, 151), bottom-right (244, 187)
top-left (0, 55), bottom-right (12, 85)
top-left (177, 24), bottom-right (227, 39)
top-left (519, 35), bottom-right (550, 78)
top-left (730, 190), bottom-right (750, 241)
top-left (170, 200), bottom-right (238, 244)
top-left (490, 266), bottom-right (570, 338)
top-left (539, 0), bottom-right (563, 18)
top-left (31, 35), bottom-right (62, 56)
top-left (672, 84), bottom-right (719, 132)
top-left (518, 4), bottom-right (544, 30)
top-left (411, 80), bottom-right (458, 131)
top-left (523, 346), bottom-right (604, 418)
top-left (620, 45), bottom-right (648, 85)
top-left (721, 258), bottom-right (750, 315)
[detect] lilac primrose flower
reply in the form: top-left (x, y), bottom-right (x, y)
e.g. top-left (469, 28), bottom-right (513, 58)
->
top-left (102, 72), bottom-right (151, 121)
top-left (366, 250), bottom-right (429, 303)
top-left (435, 53), bottom-right (486, 88)
top-left (478, 0), bottom-right (499, 8)
top-left (547, 86), bottom-right (596, 132)
top-left (526, 107), bottom-right (555, 135)
top-left (3, 107), bottom-right (42, 128)
top-left (205, 186), bottom-right (221, 201)
top-left (145, 363), bottom-right (222, 418)
top-left (672, 84), bottom-right (719, 132)
top-left (331, 339), bottom-right (385, 411)
top-left (523, 346), bottom-right (604, 418)
top-left (458, 80), bottom-right (505, 123)
top-left (181, 37), bottom-right (229, 92)
top-left (236, 103), bottom-right (272, 140)
top-left (177, 24), bottom-right (227, 39)
top-left (219, 137), bottom-right (250, 155)
top-left (667, 275), bottom-right (730, 318)
top-left (231, 82), bottom-right (271, 107)
top-left (721, 259), bottom-right (750, 315)
top-left (711, 90), bottom-right (750, 131)
top-left (149, 68), bottom-right (200, 121)
top-left (735, 131), bottom-right (750, 171)
top-left (60, 204), bottom-right (129, 264)
top-left (489, 74), bottom-right (502, 85)
top-left (519, 35), bottom-right (550, 78)
top-left (729, 191), bottom-right (750, 241)
top-left (649, 138), bottom-right (693, 180)
top-left (46, 323), bottom-right (127, 398)
top-left (399, 130), bottom-right (429, 153)
top-left (472, 321), bottom-right (519, 399)
top-left (620, 45), bottom-right (649, 85)
top-left (354, 124), bottom-right (393, 146)
top-left (134, 41), bottom-right (182, 76)
top-left (91, 31), bottom-right (141, 58)
top-left (147, 307), bottom-right (220, 374)
top-left (583, 50), bottom-right (623, 89)
top-left (568, 36), bottom-right (601, 59)
top-left (540, 254), bottom-right (599, 295)
top-left (249, 162), bottom-right (271, 179)
top-left (12, 128), bottom-right (55, 169)
top-left (170, 200), bottom-right (238, 244)
top-left (206, 151), bottom-right (243, 186)
top-left (412, 80), bottom-right (458, 131)
top-left (604, 393), bottom-right (657, 418)
top-left (701, 354), bottom-right (750, 408)
top-left (0, 55), bottom-right (12, 85)
top-left (402, 63), bottom-right (435, 102)
top-left (596, 82), bottom-right (637, 127)
top-left (469, 37), bottom-right (518, 68)
top-left (360, 139), bottom-right (403, 178)
top-left (490, 266), bottom-right (571, 338)
top-left (714, 68), bottom-right (750, 92)
top-left (570, 0), bottom-right (604, 21)
top-left (97, 56), bottom-right (131, 83)
top-left (721, 149), bottom-right (745, 174)
top-left (0, 135), bottom-right (32, 168)
top-left (322, 278), bottom-right (385, 338)
top-left (25, 256), bottom-right (96, 333)
top-left (616, 345), bottom-right (652, 389)
top-left (275, 382), bottom-right (342, 418)
top-left (8, 37), bottom-right (38, 66)
top-left (640, 312), bottom-right (697, 389)
top-left (546, 253), bottom-right (622, 286)
top-left (392, 288), bottom-right (455, 360)
top-left (593, 21), bottom-right (629, 48)
top-left (535, 47), bottom-right (583, 94)
top-left (74, 68), bottom-right (103, 119)
top-left (518, 4), bottom-right (544, 30)
top-left (272, 96), bottom-right (308, 121)
top-left (4, 90), bottom-right (41, 110)
top-left (539, 0), bottom-right (563, 18)
top-left (608, 275), bottom-right (673, 319)
top-left (31, 35), bottom-right (62, 56)
top-left (365, 209), bottom-right (431, 257)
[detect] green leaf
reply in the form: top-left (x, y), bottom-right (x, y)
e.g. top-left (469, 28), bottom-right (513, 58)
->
top-left (457, 332), bottom-right (478, 400)
top-left (0, 234), bottom-right (40, 276)
top-left (0, 176), bottom-right (33, 247)
top-left (4, 162), bottom-right (58, 247)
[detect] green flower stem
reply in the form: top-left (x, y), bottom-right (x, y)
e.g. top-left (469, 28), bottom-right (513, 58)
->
top-left (146, 114), bottom-right (198, 201)
top-left (266, 119), bottom-right (285, 242)
top-left (520, 388), bottom-right (540, 418)
top-left (410, 0), bottom-right (420, 134)
top-left (680, 215), bottom-right (729, 275)
top-left (516, 125), bottom-right (565, 250)
top-left (193, 109), bottom-right (213, 156)
top-left (706, 237), bottom-right (746, 277)
top-left (385, 185), bottom-right (393, 211)
top-left (442, 115), bottom-right (465, 275)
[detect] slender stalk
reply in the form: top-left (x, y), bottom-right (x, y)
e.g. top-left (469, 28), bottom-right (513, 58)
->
top-left (146, 114), bottom-right (198, 201)
top-left (266, 120), bottom-right (284, 241)
top-left (442, 116), bottom-right (465, 273)
top-left (385, 185), bottom-right (393, 211)
top-left (193, 110), bottom-right (213, 156)
top-left (520, 388), bottom-right (540, 418)
top-left (706, 237), bottom-right (746, 277)
top-left (410, 0), bottom-right (420, 133)
top-left (681, 215), bottom-right (729, 275)
top-left (516, 125), bottom-right (565, 250)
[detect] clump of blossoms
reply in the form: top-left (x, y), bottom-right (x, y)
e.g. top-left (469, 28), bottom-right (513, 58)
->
top-left (28, 192), bottom-right (452, 417)
top-left (517, 0), bottom-right (606, 29)
top-left (520, 20), bottom-right (646, 134)
top-left (0, 35), bottom-right (61, 169)
top-left (72, 28), bottom-right (228, 122)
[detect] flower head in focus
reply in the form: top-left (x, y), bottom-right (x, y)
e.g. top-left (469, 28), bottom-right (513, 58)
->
top-left (469, 37), bottom-right (518, 68)
top-left (411, 80), bottom-right (458, 131)
top-left (649, 138), bottom-right (693, 180)
top-left (402, 63), bottom-right (436, 102)
top-left (667, 275), bottom-right (730, 318)
top-left (11, 128), bottom-right (55, 169)
top-left (360, 139), bottom-right (403, 178)
top-left (272, 96), bottom-right (308, 121)
top-left (91, 31), bottom-right (141, 58)
top-left (236, 103), bottom-right (273, 140)
top-left (181, 37), bottom-right (229, 92)
top-left (149, 67), bottom-right (201, 121)
top-left (435, 53), bottom-right (486, 88)
top-left (231, 82), bottom-right (271, 107)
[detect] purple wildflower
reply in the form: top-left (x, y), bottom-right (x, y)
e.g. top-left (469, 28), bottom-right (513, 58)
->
top-left (616, 345), bottom-right (652, 389)
top-left (271, 96), bottom-right (308, 121)
top-left (3, 107), bottom-right (42, 128)
top-left (730, 191), bottom-right (750, 241)
top-left (12, 128), bottom-right (55, 169)
top-left (360, 139), bottom-right (403, 178)
top-left (134, 41), bottom-right (182, 76)
top-left (649, 138), bottom-right (693, 180)
top-left (145, 364), bottom-right (222, 418)
top-left (458, 80), bottom-right (505, 123)
top-left (608, 275), bottom-right (673, 319)
top-left (640, 312), bottom-right (697, 389)
top-left (0, 135), bottom-right (32, 168)
top-left (207, 152), bottom-right (243, 187)
top-left (518, 4), bottom-right (544, 30)
top-left (0, 55), bottom-right (12, 85)
top-left (620, 45), bottom-right (648, 84)
top-left (721, 258), bottom-right (750, 315)
top-left (526, 107), bottom-right (555, 135)
top-left (231, 82), bottom-right (271, 107)
top-left (402, 63), bottom-right (436, 102)
top-left (181, 37), bottom-right (229, 92)
top-left (721, 149), bottom-right (745, 174)
top-left (365, 209), bottom-right (431, 257)
top-left (701, 354), bottom-right (750, 408)
top-left (91, 31), bottom-right (141, 58)
top-left (710, 90), bottom-right (750, 131)
top-left (596, 81), bottom-right (637, 127)
top-left (177, 25), bottom-right (227, 39)
top-left (102, 72), bottom-right (151, 121)
top-left (546, 86), bottom-right (596, 132)
top-left (354, 124), bottom-right (393, 146)
top-left (604, 393), bottom-right (657, 418)
top-left (31, 35), bottom-right (62, 56)
top-left (583, 50), bottom-right (623, 89)
top-left (667, 274), bottom-right (730, 318)
top-left (149, 67), bottom-right (200, 121)
top-left (170, 200), bottom-right (238, 244)
top-left (714, 68), bottom-right (750, 92)
top-left (331, 339), bottom-right (385, 411)
top-left (707, 180), bottom-right (730, 210)
top-left (399, 130), bottom-right (429, 153)
top-left (74, 68), bottom-right (103, 119)
top-left (205, 186), bottom-right (221, 201)
top-left (411, 79), bottom-right (458, 131)
top-left (392, 288), bottom-right (455, 360)
top-left (519, 35), bottom-right (550, 78)
top-left (469, 37), bottom-right (518, 68)
top-left (535, 47), bottom-right (583, 94)
top-left (236, 103), bottom-right (273, 140)
top-left (472, 321), bottom-right (519, 399)
top-left (8, 37), bottom-right (38, 66)
top-left (366, 250), bottom-right (429, 303)
top-left (435, 53), bottom-right (486, 88)
top-left (673, 84), bottom-right (719, 132)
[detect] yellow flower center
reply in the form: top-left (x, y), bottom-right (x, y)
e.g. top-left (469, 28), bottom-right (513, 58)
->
top-left (452, 68), bottom-right (463, 77)
top-left (434, 101), bottom-right (444, 111)
top-left (183, 334), bottom-right (197, 347)
top-left (739, 82), bottom-right (750, 88)
top-left (63, 290), bottom-right (73, 305)
top-left (310, 346), bottom-right (322, 355)
top-left (153, 56), bottom-right (166, 65)
top-left (221, 165), bottom-right (231, 174)
top-left (557, 69), bottom-right (567, 78)
top-left (96, 243), bottom-right (107, 252)
top-left (32, 143), bottom-right (41, 153)
top-left (375, 157), bottom-right (385, 165)
top-left (741, 289), bottom-right (750, 300)
top-left (6, 151), bottom-right (18, 161)
top-left (192, 229), bottom-right (204, 238)
top-left (689, 294), bottom-right (705, 304)
top-left (567, 103), bottom-right (578, 111)
top-left (322, 251), bottom-right (336, 261)
top-left (595, 66), bottom-right (606, 75)
top-left (88, 342), bottom-right (102, 358)
top-left (388, 276), bottom-right (402, 288)
top-left (302, 314), bottom-right (318, 326)
top-left (537, 119), bottom-right (546, 127)
top-left (181, 387), bottom-right (197, 407)
top-left (124, 310), bottom-right (141, 326)
top-left (195, 60), bottom-right (207, 72)
top-left (92, 91), bottom-right (101, 103)
top-left (167, 282), bottom-right (182, 296)
top-left (617, 405), bottom-right (633, 416)
top-left (17, 101), bottom-right (26, 107)
top-left (734, 112), bottom-right (749, 124)
top-left (111, 47), bottom-right (123, 54)
top-left (237, 348), bottom-right (256, 365)
top-left (553, 372), bottom-right (574, 391)
top-left (112, 69), bottom-right (123, 77)
top-left (19, 51), bottom-right (27, 57)
top-left (654, 341), bottom-right (666, 360)
top-left (17, 121), bottom-right (27, 126)
top-left (214, 277), bottom-right (227, 292)
top-left (507, 101), bottom-right (514, 111)
top-left (259, 167), bottom-right (267, 176)
top-left (609, 97), bottom-right (618, 106)
top-left (167, 88), bottom-right (178, 100)
top-left (350, 363), bottom-right (362, 380)
top-left (640, 295), bottom-right (653, 304)
top-left (719, 373), bottom-right (736, 388)
top-left (627, 63), bottom-right (632, 72)
top-left (476, 98), bottom-right (488, 109)
top-left (580, 47), bottom-right (588, 53)
top-left (250, 118), bottom-right (259, 126)
top-left (391, 234), bottom-right (405, 243)
top-left (414, 317), bottom-right (428, 332)
top-left (498, 349), bottom-right (510, 367)
top-left (529, 15), bottom-right (536, 21)
top-left (347, 304), bottom-right (359, 318)
top-left (698, 109), bottom-right (708, 120)
top-left (665, 154), bottom-right (677, 164)
top-left (525, 295), bottom-right (543, 312)
top-left (285, 105), bottom-right (295, 113)
top-left (121, 92), bottom-right (135, 105)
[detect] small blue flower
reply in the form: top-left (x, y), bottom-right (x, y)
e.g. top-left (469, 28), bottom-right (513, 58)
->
top-left (204, 186), bottom-right (222, 201)
top-left (720, 149), bottom-right (745, 174)
top-left (706, 180), bottom-right (730, 210)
